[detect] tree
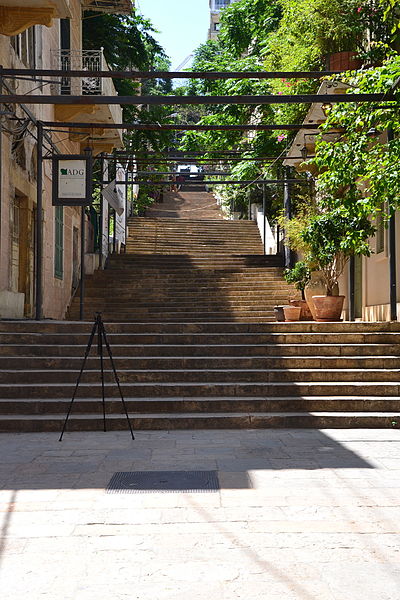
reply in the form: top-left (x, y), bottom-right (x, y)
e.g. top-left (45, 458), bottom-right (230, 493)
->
top-left (83, 10), bottom-right (175, 153)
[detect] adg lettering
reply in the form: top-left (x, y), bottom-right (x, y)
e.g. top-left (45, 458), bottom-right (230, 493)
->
top-left (60, 168), bottom-right (85, 176)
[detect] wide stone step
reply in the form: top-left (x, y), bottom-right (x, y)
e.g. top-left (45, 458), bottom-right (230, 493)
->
top-left (1, 343), bottom-right (399, 357)
top-left (81, 293), bottom-right (293, 302)
top-left (1, 368), bottom-right (400, 384)
top-left (0, 411), bottom-right (399, 432)
top-left (67, 313), bottom-right (278, 322)
top-left (74, 302), bottom-right (287, 311)
top-left (0, 355), bottom-right (398, 370)
top-left (0, 381), bottom-right (399, 398)
top-left (1, 321), bottom-right (396, 333)
top-left (2, 396), bottom-right (400, 415)
top-left (1, 332), bottom-right (399, 345)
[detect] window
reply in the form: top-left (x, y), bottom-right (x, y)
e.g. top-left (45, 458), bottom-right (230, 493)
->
top-left (213, 0), bottom-right (232, 10)
top-left (11, 27), bottom-right (36, 68)
top-left (54, 206), bottom-right (64, 279)
top-left (214, 22), bottom-right (221, 31)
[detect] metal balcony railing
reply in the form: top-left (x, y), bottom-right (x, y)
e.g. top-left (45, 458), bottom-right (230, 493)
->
top-left (51, 49), bottom-right (111, 96)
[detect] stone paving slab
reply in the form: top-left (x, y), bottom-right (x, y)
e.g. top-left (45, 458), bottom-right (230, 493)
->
top-left (1, 429), bottom-right (400, 599)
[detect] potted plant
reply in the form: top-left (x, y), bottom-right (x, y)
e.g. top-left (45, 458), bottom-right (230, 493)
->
top-left (301, 209), bottom-right (374, 321)
top-left (283, 262), bottom-right (313, 320)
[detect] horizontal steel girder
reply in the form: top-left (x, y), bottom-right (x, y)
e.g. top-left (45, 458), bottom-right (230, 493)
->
top-left (0, 69), bottom-right (347, 79)
top-left (0, 93), bottom-right (393, 106)
top-left (44, 121), bottom-right (326, 131)
top-left (120, 179), bottom-right (309, 185)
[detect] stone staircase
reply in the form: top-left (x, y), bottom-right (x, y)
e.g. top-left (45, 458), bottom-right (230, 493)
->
top-left (68, 187), bottom-right (290, 322)
top-left (0, 320), bottom-right (400, 432)
top-left (2, 189), bottom-right (399, 432)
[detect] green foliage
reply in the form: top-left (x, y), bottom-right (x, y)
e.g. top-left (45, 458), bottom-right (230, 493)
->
top-left (311, 56), bottom-right (400, 219)
top-left (277, 203), bottom-right (315, 254)
top-left (379, 0), bottom-right (400, 35)
top-left (284, 261), bottom-right (311, 294)
top-left (83, 11), bottom-right (165, 70)
top-left (177, 0), bottom-right (396, 218)
top-left (134, 191), bottom-right (158, 216)
top-left (301, 209), bottom-right (375, 294)
top-left (219, 0), bottom-right (282, 57)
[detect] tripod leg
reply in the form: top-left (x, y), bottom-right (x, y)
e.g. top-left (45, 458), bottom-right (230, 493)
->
top-left (59, 320), bottom-right (97, 442)
top-left (101, 323), bottom-right (135, 441)
top-left (99, 322), bottom-right (106, 433)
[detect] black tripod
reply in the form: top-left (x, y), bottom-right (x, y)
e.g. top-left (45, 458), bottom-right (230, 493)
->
top-left (59, 313), bottom-right (135, 441)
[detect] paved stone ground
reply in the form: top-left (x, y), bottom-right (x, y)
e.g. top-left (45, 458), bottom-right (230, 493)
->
top-left (1, 428), bottom-right (400, 599)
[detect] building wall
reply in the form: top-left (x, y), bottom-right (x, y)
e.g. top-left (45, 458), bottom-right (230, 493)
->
top-left (0, 0), bottom-right (89, 319)
top-left (337, 212), bottom-right (400, 322)
top-left (208, 0), bottom-right (238, 40)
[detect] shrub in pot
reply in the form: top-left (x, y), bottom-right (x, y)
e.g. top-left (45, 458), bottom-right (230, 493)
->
top-left (283, 262), bottom-right (313, 320)
top-left (301, 209), bottom-right (374, 321)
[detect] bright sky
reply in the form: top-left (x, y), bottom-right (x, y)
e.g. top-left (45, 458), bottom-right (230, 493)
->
top-left (136, 0), bottom-right (210, 70)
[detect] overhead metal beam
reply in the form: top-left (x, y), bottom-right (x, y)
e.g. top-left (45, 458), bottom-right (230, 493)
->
top-left (44, 121), bottom-right (324, 131)
top-left (0, 93), bottom-right (392, 106)
top-left (127, 157), bottom-right (314, 163)
top-left (0, 68), bottom-right (346, 80)
top-left (135, 171), bottom-right (231, 176)
top-left (128, 179), bottom-right (309, 185)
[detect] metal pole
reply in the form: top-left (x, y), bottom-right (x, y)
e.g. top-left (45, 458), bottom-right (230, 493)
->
top-left (124, 169), bottom-right (128, 253)
top-left (277, 224), bottom-right (281, 254)
top-left (99, 153), bottom-right (104, 268)
top-left (283, 166), bottom-right (293, 268)
top-left (262, 184), bottom-right (266, 255)
top-left (35, 122), bottom-right (44, 320)
top-left (113, 209), bottom-right (116, 254)
top-left (349, 255), bottom-right (355, 322)
top-left (390, 214), bottom-right (397, 321)
top-left (388, 126), bottom-right (397, 321)
top-left (79, 206), bottom-right (85, 321)
top-left (247, 190), bottom-right (251, 220)
top-left (0, 66), bottom-right (3, 266)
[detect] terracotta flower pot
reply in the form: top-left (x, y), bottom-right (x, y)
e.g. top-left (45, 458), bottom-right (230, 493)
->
top-left (290, 299), bottom-right (313, 321)
top-left (304, 271), bottom-right (326, 320)
top-left (283, 305), bottom-right (301, 322)
top-left (273, 306), bottom-right (286, 322)
top-left (328, 51), bottom-right (362, 71)
top-left (312, 295), bottom-right (345, 322)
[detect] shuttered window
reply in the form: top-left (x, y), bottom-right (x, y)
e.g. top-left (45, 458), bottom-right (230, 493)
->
top-left (54, 206), bottom-right (64, 279)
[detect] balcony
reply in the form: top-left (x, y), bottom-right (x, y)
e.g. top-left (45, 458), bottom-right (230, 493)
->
top-left (51, 49), bottom-right (124, 155)
top-left (283, 80), bottom-right (348, 172)
top-left (81, 0), bottom-right (133, 14)
top-left (0, 0), bottom-right (71, 36)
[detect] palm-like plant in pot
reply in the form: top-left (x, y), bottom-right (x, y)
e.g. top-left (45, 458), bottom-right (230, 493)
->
top-left (301, 208), bottom-right (374, 321)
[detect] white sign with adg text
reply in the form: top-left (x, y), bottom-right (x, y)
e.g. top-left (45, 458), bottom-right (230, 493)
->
top-left (58, 160), bottom-right (87, 199)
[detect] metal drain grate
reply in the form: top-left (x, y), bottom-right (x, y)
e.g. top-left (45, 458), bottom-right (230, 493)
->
top-left (106, 470), bottom-right (220, 494)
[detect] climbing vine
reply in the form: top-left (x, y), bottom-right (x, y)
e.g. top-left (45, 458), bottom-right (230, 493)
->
top-left (310, 55), bottom-right (400, 220)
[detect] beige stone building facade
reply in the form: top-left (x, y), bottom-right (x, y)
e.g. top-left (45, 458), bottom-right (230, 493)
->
top-left (0, 0), bottom-right (131, 319)
top-left (208, 0), bottom-right (238, 40)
